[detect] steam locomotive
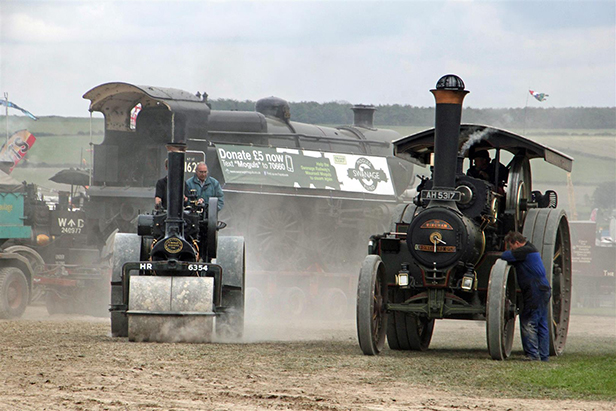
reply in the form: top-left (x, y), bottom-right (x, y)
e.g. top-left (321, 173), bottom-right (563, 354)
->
top-left (82, 83), bottom-right (416, 318)
top-left (356, 75), bottom-right (573, 360)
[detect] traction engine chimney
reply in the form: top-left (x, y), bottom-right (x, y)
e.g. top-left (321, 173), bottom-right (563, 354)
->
top-left (430, 75), bottom-right (468, 191)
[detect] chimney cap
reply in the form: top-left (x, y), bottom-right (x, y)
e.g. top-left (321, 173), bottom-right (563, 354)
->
top-left (436, 74), bottom-right (465, 91)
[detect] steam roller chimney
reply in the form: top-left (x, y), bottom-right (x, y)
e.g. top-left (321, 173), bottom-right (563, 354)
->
top-left (430, 74), bottom-right (468, 190)
top-left (165, 142), bottom-right (187, 238)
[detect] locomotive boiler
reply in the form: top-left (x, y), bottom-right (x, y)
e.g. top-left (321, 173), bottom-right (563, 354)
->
top-left (356, 75), bottom-right (573, 360)
top-left (110, 143), bottom-right (245, 342)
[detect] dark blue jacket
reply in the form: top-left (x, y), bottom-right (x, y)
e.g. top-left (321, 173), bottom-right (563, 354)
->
top-left (501, 242), bottom-right (551, 311)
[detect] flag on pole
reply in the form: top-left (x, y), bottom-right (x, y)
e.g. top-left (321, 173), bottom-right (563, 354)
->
top-left (0, 99), bottom-right (38, 120)
top-left (529, 90), bottom-right (549, 102)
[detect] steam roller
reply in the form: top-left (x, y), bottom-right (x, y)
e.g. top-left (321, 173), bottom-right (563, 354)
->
top-left (109, 143), bottom-right (245, 342)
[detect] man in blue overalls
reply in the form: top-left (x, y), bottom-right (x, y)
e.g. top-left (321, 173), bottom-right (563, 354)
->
top-left (501, 231), bottom-right (552, 361)
top-left (185, 162), bottom-right (224, 212)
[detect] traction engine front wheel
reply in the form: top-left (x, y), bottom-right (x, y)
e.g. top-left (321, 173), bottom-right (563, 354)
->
top-left (356, 255), bottom-right (388, 355)
top-left (486, 259), bottom-right (518, 360)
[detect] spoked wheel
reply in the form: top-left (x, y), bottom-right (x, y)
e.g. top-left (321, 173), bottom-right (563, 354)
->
top-left (357, 255), bottom-right (388, 355)
top-left (279, 287), bottom-right (307, 318)
top-left (387, 289), bottom-right (435, 351)
top-left (248, 206), bottom-right (304, 271)
top-left (506, 155), bottom-right (532, 231)
top-left (487, 259), bottom-right (518, 360)
top-left (319, 288), bottom-right (349, 319)
top-left (313, 221), bottom-right (360, 272)
top-left (0, 267), bottom-right (30, 319)
top-left (523, 208), bottom-right (572, 356)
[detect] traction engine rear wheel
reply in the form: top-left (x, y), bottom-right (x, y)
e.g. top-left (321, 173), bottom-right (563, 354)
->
top-left (506, 155), bottom-right (532, 231)
top-left (486, 259), bottom-right (518, 360)
top-left (523, 208), bottom-right (572, 356)
top-left (356, 255), bottom-right (387, 355)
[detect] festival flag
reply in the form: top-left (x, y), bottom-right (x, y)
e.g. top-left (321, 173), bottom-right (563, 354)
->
top-left (0, 99), bottom-right (38, 120)
top-left (529, 90), bottom-right (549, 102)
top-left (0, 129), bottom-right (37, 173)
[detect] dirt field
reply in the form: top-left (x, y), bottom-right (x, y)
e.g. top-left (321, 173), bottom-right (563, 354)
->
top-left (1, 307), bottom-right (614, 411)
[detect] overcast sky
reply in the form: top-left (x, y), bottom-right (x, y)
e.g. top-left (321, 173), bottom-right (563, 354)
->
top-left (1, 0), bottom-right (614, 117)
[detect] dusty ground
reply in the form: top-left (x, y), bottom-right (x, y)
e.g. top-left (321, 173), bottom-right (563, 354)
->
top-left (0, 307), bottom-right (614, 411)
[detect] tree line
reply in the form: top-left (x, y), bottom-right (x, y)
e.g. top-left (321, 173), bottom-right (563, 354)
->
top-left (211, 99), bottom-right (616, 130)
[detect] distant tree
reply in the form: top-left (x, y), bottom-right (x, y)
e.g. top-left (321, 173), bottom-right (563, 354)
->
top-left (208, 99), bottom-right (616, 129)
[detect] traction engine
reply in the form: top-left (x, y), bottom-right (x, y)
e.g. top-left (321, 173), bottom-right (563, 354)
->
top-left (356, 74), bottom-right (573, 360)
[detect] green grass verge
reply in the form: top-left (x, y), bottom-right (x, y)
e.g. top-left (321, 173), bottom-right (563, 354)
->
top-left (500, 355), bottom-right (616, 399)
top-left (361, 339), bottom-right (616, 401)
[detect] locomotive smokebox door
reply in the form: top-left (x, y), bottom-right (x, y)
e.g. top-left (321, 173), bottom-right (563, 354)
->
top-left (357, 74), bottom-right (573, 360)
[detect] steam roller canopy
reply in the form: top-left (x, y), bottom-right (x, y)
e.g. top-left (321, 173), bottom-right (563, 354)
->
top-left (128, 276), bottom-right (215, 342)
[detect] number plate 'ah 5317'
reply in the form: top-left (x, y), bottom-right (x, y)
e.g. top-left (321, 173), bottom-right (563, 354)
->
top-left (421, 189), bottom-right (461, 201)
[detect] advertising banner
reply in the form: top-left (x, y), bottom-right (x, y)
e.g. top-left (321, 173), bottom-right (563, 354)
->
top-left (216, 144), bottom-right (395, 196)
top-left (0, 129), bottom-right (37, 173)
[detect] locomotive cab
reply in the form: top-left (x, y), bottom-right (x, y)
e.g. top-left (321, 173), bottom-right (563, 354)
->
top-left (357, 75), bottom-right (574, 360)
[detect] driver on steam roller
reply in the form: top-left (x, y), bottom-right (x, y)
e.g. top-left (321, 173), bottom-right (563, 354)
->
top-left (185, 162), bottom-right (224, 212)
top-left (155, 159), bottom-right (189, 209)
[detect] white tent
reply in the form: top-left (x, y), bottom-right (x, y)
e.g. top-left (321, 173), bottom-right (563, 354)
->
top-left (0, 170), bottom-right (24, 191)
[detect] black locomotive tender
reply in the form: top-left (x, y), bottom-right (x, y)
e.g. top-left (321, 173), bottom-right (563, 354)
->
top-left (83, 83), bottom-right (416, 320)
top-left (356, 75), bottom-right (573, 360)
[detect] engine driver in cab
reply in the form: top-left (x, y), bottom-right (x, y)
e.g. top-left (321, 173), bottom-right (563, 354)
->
top-left (467, 149), bottom-right (508, 188)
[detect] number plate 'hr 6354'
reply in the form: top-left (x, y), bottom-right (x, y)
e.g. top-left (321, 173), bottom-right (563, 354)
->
top-left (421, 190), bottom-right (461, 201)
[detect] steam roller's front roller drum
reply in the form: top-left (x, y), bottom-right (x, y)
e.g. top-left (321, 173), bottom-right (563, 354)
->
top-left (128, 276), bottom-right (215, 343)
top-left (523, 208), bottom-right (572, 356)
top-left (356, 255), bottom-right (388, 355)
top-left (486, 259), bottom-right (518, 360)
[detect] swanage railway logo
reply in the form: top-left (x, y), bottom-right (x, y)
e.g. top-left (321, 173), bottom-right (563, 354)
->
top-left (347, 157), bottom-right (388, 192)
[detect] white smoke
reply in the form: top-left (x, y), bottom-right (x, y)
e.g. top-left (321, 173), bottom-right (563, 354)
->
top-left (459, 127), bottom-right (496, 157)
